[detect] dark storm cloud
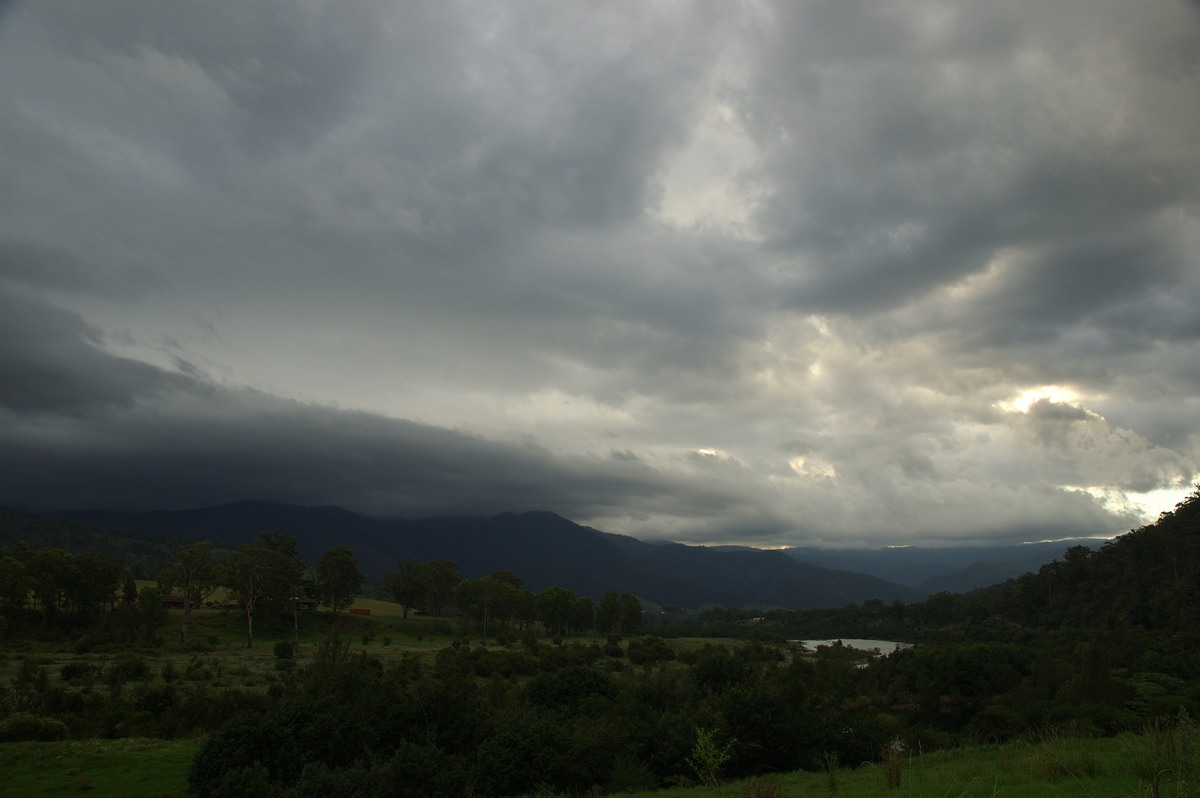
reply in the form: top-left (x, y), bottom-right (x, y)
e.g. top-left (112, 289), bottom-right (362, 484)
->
top-left (1, 0), bottom-right (1198, 546)
top-left (19, 0), bottom-right (392, 157)
top-left (0, 240), bottom-right (165, 299)
top-left (744, 1), bottom-right (1200, 328)
top-left (0, 287), bottom-right (759, 523)
top-left (0, 288), bottom-right (191, 414)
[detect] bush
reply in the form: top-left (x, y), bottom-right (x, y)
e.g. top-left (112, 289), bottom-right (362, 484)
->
top-left (273, 640), bottom-right (295, 660)
top-left (131, 682), bottom-right (178, 720)
top-left (60, 661), bottom-right (96, 682)
top-left (105, 655), bottom-right (151, 686)
top-left (0, 712), bottom-right (69, 742)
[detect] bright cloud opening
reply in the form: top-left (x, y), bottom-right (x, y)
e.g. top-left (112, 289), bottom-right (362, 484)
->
top-left (789, 457), bottom-right (838, 479)
top-left (998, 386), bottom-right (1081, 414)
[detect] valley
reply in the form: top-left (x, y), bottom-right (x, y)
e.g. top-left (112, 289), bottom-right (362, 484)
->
top-left (0, 488), bottom-right (1197, 796)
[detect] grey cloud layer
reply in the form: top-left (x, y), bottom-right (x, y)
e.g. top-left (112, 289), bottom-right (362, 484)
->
top-left (0, 286), bottom-right (761, 526)
top-left (1, 0), bottom-right (1198, 546)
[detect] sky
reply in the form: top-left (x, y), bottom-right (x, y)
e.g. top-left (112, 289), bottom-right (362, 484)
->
top-left (2, 1), bottom-right (1199, 549)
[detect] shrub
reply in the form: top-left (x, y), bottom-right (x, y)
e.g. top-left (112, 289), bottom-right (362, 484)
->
top-left (627, 636), bottom-right (675, 667)
top-left (105, 655), bottom-right (151, 685)
top-left (60, 661), bottom-right (96, 682)
top-left (688, 727), bottom-right (734, 790)
top-left (0, 712), bottom-right (69, 742)
top-left (273, 640), bottom-right (295, 660)
top-left (131, 682), bottom-right (178, 720)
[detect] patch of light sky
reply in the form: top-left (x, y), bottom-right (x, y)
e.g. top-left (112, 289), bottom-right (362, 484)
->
top-left (996, 385), bottom-right (1082, 414)
top-left (653, 71), bottom-right (760, 237)
top-left (1067, 484), bottom-right (1196, 526)
top-left (996, 386), bottom-right (1196, 521)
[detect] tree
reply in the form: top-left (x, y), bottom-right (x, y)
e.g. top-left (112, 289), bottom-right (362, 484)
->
top-left (170, 541), bottom-right (217, 645)
top-left (424, 559), bottom-right (463, 617)
top-left (26, 549), bottom-right (74, 628)
top-left (620, 593), bottom-right (643, 635)
top-left (257, 530), bottom-right (301, 558)
top-left (537, 586), bottom-right (576, 637)
top-left (487, 569), bottom-right (522, 588)
top-left (222, 534), bottom-right (304, 648)
top-left (254, 531), bottom-right (306, 621)
top-left (314, 545), bottom-right (364, 621)
top-left (0, 556), bottom-right (28, 614)
top-left (67, 552), bottom-right (124, 626)
top-left (573, 596), bottom-right (594, 635)
top-left (460, 575), bottom-right (525, 639)
top-left (596, 591), bottom-right (620, 635)
top-left (136, 584), bottom-right (168, 645)
top-left (384, 559), bottom-right (429, 618)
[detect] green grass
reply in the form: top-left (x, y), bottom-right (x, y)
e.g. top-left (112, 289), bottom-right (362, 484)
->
top-left (0, 738), bottom-right (196, 798)
top-left (2, 731), bottom-right (1181, 798)
top-left (616, 731), bottom-right (1195, 798)
top-left (658, 637), bottom-right (748, 653)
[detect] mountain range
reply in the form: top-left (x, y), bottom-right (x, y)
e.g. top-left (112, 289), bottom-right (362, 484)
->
top-left (3, 501), bottom-right (1096, 611)
top-left (781, 541), bottom-right (1091, 594)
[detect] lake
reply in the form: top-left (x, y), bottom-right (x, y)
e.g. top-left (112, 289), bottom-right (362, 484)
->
top-left (794, 638), bottom-right (912, 655)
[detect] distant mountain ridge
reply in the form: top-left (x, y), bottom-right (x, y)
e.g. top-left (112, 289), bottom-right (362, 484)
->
top-left (783, 541), bottom-right (1096, 594)
top-left (54, 501), bottom-right (927, 610)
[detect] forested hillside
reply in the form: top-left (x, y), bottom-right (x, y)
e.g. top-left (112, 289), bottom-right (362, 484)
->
top-left (52, 503), bottom-right (925, 609)
top-left (0, 509), bottom-right (178, 577)
top-left (683, 487), bottom-right (1200, 642)
top-left (991, 487), bottom-right (1200, 631)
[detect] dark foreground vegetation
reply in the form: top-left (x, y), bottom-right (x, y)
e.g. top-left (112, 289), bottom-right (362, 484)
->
top-left (0, 488), bottom-right (1198, 796)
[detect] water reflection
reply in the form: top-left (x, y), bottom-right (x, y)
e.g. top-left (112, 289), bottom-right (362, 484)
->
top-left (795, 638), bottom-right (912, 655)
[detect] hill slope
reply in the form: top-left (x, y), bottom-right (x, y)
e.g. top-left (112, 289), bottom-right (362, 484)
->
top-left (986, 487), bottom-right (1200, 631)
top-left (0, 507), bottom-right (179, 573)
top-left (55, 502), bottom-right (925, 610)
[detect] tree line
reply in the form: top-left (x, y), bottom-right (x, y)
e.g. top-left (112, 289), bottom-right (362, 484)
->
top-left (0, 532), bottom-right (365, 649)
top-left (0, 531), bottom-right (645, 650)
top-left (385, 558), bottom-right (644, 639)
top-left (0, 545), bottom-right (160, 643)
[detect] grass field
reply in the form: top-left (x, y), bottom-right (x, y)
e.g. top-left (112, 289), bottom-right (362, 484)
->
top-left (628, 731), bottom-right (1193, 798)
top-left (0, 738), bottom-right (195, 798)
top-left (0, 730), bottom-right (1191, 798)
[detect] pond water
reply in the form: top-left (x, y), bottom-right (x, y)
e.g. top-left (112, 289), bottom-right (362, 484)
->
top-left (794, 638), bottom-right (912, 655)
